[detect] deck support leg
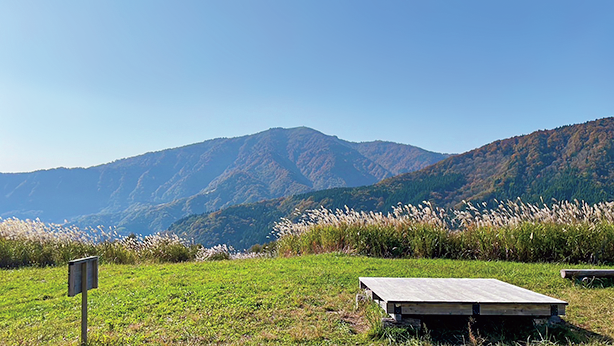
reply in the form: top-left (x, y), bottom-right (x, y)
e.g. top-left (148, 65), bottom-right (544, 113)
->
top-left (393, 304), bottom-right (402, 322)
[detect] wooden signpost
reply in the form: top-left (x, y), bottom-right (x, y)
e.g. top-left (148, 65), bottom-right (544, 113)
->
top-left (68, 256), bottom-right (99, 345)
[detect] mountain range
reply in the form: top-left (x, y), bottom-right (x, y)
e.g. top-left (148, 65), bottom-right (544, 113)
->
top-left (0, 127), bottom-right (449, 234)
top-left (169, 117), bottom-right (614, 249)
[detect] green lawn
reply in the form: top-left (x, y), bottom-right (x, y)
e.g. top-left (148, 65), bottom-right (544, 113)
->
top-left (1, 254), bottom-right (613, 345)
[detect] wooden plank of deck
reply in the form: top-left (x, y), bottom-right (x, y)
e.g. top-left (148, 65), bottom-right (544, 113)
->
top-left (382, 302), bottom-right (562, 316)
top-left (360, 277), bottom-right (566, 304)
top-left (359, 277), bottom-right (567, 317)
top-left (561, 269), bottom-right (614, 279)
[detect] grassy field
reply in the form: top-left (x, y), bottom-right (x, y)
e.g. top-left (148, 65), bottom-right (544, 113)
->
top-left (1, 254), bottom-right (614, 345)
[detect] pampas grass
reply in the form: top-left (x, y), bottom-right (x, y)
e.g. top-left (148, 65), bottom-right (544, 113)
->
top-left (274, 200), bottom-right (614, 264)
top-left (0, 218), bottom-right (201, 267)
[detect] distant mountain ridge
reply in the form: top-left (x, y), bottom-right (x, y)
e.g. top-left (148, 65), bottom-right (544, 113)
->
top-left (0, 127), bottom-right (449, 234)
top-left (170, 117), bottom-right (614, 249)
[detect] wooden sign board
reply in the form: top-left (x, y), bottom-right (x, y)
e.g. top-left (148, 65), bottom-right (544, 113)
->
top-left (68, 256), bottom-right (98, 297)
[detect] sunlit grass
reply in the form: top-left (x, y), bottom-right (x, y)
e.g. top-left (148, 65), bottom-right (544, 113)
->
top-left (1, 254), bottom-right (613, 345)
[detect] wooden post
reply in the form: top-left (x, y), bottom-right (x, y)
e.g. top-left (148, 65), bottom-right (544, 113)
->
top-left (68, 256), bottom-right (97, 345)
top-left (81, 262), bottom-right (88, 345)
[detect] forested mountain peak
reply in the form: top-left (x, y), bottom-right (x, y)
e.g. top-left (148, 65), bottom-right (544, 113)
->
top-left (170, 117), bottom-right (614, 249)
top-left (0, 127), bottom-right (448, 235)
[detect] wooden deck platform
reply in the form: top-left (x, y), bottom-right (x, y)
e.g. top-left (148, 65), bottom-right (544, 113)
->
top-left (359, 277), bottom-right (567, 321)
top-left (561, 269), bottom-right (614, 279)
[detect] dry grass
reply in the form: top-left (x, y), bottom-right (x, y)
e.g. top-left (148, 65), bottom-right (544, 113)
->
top-left (275, 200), bottom-right (614, 264)
top-left (0, 217), bottom-right (259, 267)
top-left (275, 199), bottom-right (614, 236)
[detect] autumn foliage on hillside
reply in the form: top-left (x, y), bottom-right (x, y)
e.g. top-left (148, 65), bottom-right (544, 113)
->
top-left (171, 118), bottom-right (614, 250)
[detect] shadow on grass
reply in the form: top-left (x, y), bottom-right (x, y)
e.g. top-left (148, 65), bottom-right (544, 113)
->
top-left (374, 316), bottom-right (613, 345)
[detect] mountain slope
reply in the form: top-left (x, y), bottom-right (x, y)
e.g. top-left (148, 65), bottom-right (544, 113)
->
top-left (0, 127), bottom-right (449, 234)
top-left (170, 117), bottom-right (614, 249)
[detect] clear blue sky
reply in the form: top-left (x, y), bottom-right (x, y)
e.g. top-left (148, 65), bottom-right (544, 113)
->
top-left (1, 1), bottom-right (612, 173)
